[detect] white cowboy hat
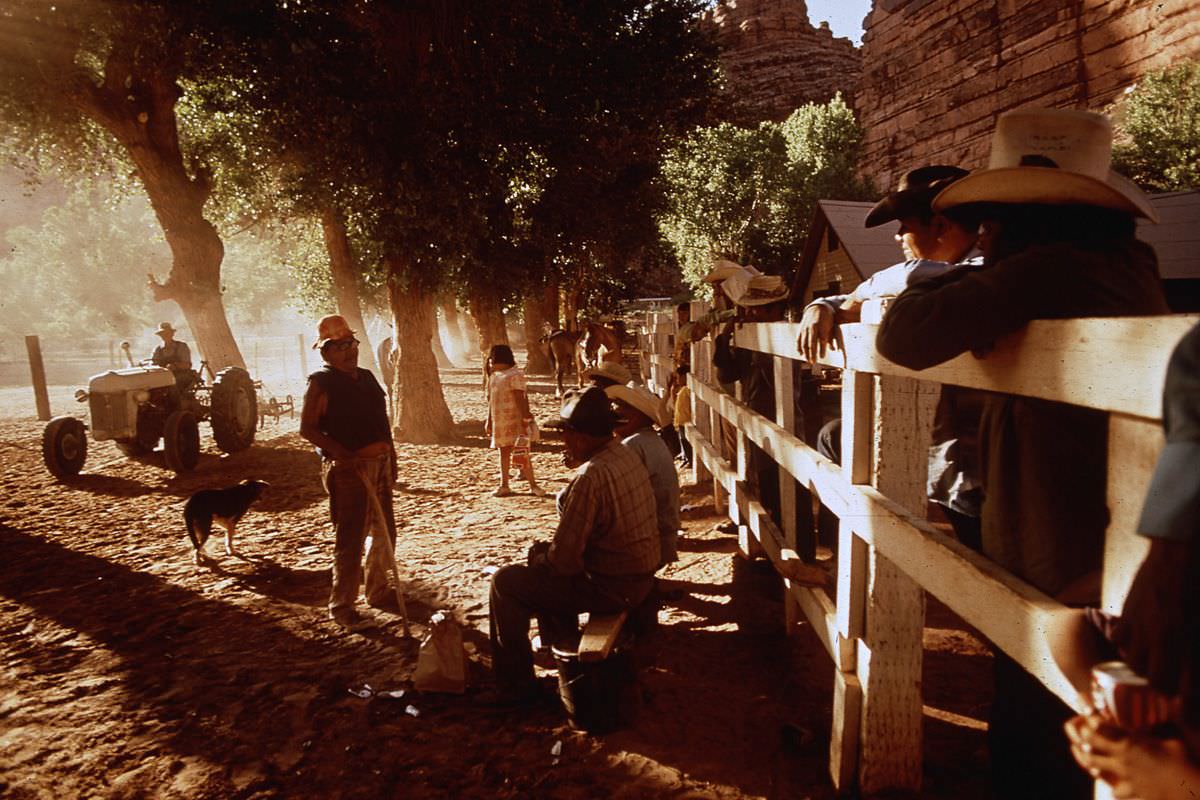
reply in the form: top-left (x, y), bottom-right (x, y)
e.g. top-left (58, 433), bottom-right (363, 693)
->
top-left (583, 361), bottom-right (632, 385)
top-left (703, 258), bottom-right (759, 284)
top-left (721, 266), bottom-right (789, 307)
top-left (932, 108), bottom-right (1158, 222)
top-left (605, 383), bottom-right (669, 428)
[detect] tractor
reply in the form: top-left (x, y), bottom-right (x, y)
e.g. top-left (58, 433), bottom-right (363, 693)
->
top-left (41, 346), bottom-right (259, 479)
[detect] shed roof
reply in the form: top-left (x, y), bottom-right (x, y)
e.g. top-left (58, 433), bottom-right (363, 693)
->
top-left (1141, 190), bottom-right (1200, 281)
top-left (817, 200), bottom-right (902, 280)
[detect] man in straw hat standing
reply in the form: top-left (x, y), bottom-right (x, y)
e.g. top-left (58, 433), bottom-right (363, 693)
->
top-left (487, 387), bottom-right (659, 706)
top-left (300, 314), bottom-right (401, 631)
top-left (877, 108), bottom-right (1169, 800)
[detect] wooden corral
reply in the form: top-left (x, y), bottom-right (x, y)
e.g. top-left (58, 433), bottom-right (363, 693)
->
top-left (637, 305), bottom-right (1199, 796)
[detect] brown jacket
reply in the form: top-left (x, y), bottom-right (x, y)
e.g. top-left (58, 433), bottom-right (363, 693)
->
top-left (878, 238), bottom-right (1167, 596)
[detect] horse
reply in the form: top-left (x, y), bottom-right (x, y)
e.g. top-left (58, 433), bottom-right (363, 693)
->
top-left (544, 329), bottom-right (580, 398)
top-left (578, 320), bottom-right (623, 370)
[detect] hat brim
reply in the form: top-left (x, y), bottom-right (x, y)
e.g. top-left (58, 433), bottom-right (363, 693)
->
top-left (606, 385), bottom-right (667, 427)
top-left (932, 167), bottom-right (1159, 222)
top-left (154, 330), bottom-right (173, 337)
top-left (865, 191), bottom-right (927, 228)
top-left (1136, 440), bottom-right (1200, 541)
top-left (703, 265), bottom-right (743, 283)
top-left (312, 332), bottom-right (357, 350)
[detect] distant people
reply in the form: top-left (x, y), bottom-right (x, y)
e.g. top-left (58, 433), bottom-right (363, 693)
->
top-left (877, 109), bottom-right (1169, 800)
top-left (797, 164), bottom-right (985, 551)
top-left (485, 344), bottom-right (545, 498)
top-left (1060, 321), bottom-right (1200, 800)
top-left (672, 302), bottom-right (693, 369)
top-left (660, 364), bottom-right (693, 469)
top-left (299, 314), bottom-right (398, 631)
top-left (150, 322), bottom-right (193, 389)
top-left (606, 383), bottom-right (680, 566)
top-left (487, 387), bottom-right (659, 706)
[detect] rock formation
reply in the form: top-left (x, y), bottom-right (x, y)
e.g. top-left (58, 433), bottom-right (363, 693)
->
top-left (702, 0), bottom-right (862, 125)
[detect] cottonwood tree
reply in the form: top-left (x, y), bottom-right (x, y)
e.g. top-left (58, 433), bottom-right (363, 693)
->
top-left (1111, 61), bottom-right (1200, 192)
top-left (660, 95), bottom-right (872, 292)
top-left (0, 1), bottom-right (298, 369)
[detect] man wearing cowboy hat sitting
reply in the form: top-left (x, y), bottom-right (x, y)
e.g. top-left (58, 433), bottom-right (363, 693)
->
top-left (877, 108), bottom-right (1169, 800)
top-left (150, 322), bottom-right (193, 388)
top-left (605, 383), bottom-right (680, 566)
top-left (300, 314), bottom-right (398, 630)
top-left (488, 387), bottom-right (660, 705)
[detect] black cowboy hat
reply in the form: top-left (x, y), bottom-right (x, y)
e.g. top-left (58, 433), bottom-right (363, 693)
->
top-left (864, 165), bottom-right (969, 228)
top-left (559, 386), bottom-right (619, 437)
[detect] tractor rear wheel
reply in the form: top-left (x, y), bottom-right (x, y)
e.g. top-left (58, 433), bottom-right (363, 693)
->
top-left (210, 367), bottom-right (257, 453)
top-left (42, 416), bottom-right (88, 479)
top-left (163, 410), bottom-right (201, 473)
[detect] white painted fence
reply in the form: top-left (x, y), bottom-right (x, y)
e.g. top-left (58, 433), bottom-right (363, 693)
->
top-left (638, 304), bottom-right (1198, 796)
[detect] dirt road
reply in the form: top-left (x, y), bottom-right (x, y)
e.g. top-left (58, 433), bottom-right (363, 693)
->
top-left (0, 368), bottom-right (991, 799)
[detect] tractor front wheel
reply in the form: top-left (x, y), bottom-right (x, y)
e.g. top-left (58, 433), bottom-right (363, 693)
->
top-left (163, 410), bottom-right (201, 473)
top-left (42, 416), bottom-right (88, 479)
top-left (210, 367), bottom-right (257, 453)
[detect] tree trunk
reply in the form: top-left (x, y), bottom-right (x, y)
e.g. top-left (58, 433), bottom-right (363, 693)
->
top-left (321, 208), bottom-right (380, 378)
top-left (430, 312), bottom-right (454, 369)
top-left (438, 297), bottom-right (469, 363)
top-left (75, 51), bottom-right (245, 370)
top-left (541, 280), bottom-right (561, 331)
top-left (522, 293), bottom-right (553, 375)
top-left (468, 289), bottom-right (509, 357)
top-left (388, 260), bottom-right (456, 443)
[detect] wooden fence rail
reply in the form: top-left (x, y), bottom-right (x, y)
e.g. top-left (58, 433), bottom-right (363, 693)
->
top-left (637, 305), bottom-right (1199, 796)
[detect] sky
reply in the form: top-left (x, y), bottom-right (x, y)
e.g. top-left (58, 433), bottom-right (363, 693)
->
top-left (806, 0), bottom-right (873, 46)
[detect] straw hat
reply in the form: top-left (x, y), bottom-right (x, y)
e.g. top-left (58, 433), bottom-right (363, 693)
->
top-left (703, 258), bottom-right (754, 284)
top-left (560, 387), bottom-right (619, 437)
top-left (582, 360), bottom-right (632, 386)
top-left (721, 266), bottom-right (789, 307)
top-left (864, 165), bottom-right (968, 228)
top-left (932, 108), bottom-right (1158, 222)
top-left (605, 384), bottom-right (669, 428)
top-left (154, 322), bottom-right (177, 337)
top-left (312, 314), bottom-right (356, 349)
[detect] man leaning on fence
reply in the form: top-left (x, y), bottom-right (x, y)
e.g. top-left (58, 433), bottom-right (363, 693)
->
top-left (299, 314), bottom-right (400, 631)
top-left (486, 387), bottom-right (660, 707)
top-left (797, 164), bottom-right (986, 551)
top-left (876, 109), bottom-right (1169, 800)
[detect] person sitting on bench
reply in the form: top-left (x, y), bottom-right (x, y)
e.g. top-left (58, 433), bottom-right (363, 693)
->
top-left (486, 386), bottom-right (660, 706)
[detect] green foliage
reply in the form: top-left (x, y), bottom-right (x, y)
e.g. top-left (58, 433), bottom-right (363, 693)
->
top-left (1111, 62), bottom-right (1200, 192)
top-left (659, 94), bottom-right (872, 292)
top-left (0, 181), bottom-right (300, 346)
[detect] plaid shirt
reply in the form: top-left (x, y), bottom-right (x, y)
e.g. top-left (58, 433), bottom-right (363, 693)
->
top-left (549, 440), bottom-right (660, 577)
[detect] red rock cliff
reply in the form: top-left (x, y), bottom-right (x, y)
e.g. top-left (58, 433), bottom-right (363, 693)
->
top-left (703, 0), bottom-right (863, 125)
top-left (857, 0), bottom-right (1200, 190)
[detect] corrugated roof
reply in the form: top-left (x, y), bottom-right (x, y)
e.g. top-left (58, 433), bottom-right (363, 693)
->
top-left (1140, 190), bottom-right (1200, 281)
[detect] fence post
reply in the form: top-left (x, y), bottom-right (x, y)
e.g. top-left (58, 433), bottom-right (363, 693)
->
top-left (831, 368), bottom-right (871, 791)
top-left (298, 334), bottom-right (308, 378)
top-left (773, 354), bottom-right (800, 630)
top-left (25, 335), bottom-right (52, 421)
top-left (856, 373), bottom-right (931, 794)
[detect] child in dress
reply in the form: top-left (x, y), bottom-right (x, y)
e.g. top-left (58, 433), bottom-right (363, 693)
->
top-left (485, 345), bottom-right (545, 497)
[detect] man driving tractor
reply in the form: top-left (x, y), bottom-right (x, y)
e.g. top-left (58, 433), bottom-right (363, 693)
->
top-left (150, 322), bottom-right (194, 390)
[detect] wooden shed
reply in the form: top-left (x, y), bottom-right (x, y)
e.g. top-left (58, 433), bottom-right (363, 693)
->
top-left (791, 191), bottom-right (1200, 312)
top-left (790, 200), bottom-right (902, 307)
top-left (1140, 190), bottom-right (1200, 312)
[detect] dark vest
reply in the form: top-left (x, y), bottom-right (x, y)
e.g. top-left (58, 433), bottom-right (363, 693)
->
top-left (309, 366), bottom-right (390, 453)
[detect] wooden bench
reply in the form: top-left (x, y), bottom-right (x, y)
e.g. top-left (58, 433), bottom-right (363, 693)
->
top-left (577, 610), bottom-right (628, 663)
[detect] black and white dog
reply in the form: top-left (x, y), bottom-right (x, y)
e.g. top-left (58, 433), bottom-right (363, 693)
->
top-left (183, 480), bottom-right (269, 564)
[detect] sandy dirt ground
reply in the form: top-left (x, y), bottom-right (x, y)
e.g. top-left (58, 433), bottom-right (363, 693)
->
top-left (0, 366), bottom-right (994, 799)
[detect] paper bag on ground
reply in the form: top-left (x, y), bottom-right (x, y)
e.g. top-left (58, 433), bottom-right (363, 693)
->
top-left (413, 611), bottom-right (469, 694)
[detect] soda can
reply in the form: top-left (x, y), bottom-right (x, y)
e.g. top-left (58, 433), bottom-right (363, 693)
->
top-left (1090, 661), bottom-right (1173, 730)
